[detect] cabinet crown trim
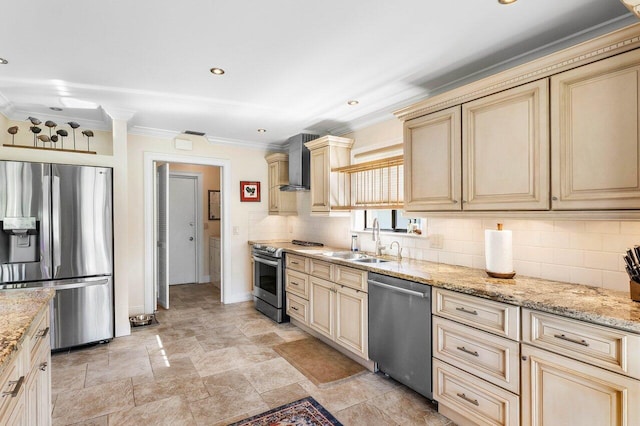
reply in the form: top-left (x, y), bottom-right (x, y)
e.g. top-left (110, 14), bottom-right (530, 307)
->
top-left (394, 22), bottom-right (640, 121)
top-left (304, 135), bottom-right (354, 150)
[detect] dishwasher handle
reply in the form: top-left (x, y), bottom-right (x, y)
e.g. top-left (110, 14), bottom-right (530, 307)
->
top-left (368, 279), bottom-right (428, 298)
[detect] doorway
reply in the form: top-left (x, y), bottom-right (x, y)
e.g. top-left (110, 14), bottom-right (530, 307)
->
top-left (143, 152), bottom-right (231, 314)
top-left (168, 173), bottom-right (199, 286)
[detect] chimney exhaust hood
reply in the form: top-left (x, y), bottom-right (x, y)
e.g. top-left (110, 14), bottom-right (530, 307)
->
top-left (280, 133), bottom-right (319, 192)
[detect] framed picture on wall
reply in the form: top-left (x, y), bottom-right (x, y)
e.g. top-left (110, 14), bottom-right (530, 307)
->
top-left (208, 190), bottom-right (221, 220)
top-left (240, 181), bottom-right (260, 202)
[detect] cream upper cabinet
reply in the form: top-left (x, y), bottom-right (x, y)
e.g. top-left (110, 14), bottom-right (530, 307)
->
top-left (551, 48), bottom-right (640, 210)
top-left (462, 79), bottom-right (550, 210)
top-left (404, 106), bottom-right (462, 211)
top-left (265, 153), bottom-right (297, 215)
top-left (304, 136), bottom-right (354, 215)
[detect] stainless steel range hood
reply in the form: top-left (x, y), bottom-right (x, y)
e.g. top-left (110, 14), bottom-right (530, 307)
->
top-left (280, 133), bottom-right (319, 191)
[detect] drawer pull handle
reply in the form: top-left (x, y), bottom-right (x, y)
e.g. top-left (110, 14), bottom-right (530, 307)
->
top-left (36, 327), bottom-right (50, 339)
top-left (291, 281), bottom-right (299, 286)
top-left (291, 261), bottom-right (299, 265)
top-left (553, 334), bottom-right (589, 347)
top-left (456, 392), bottom-right (479, 406)
top-left (39, 362), bottom-right (48, 372)
top-left (457, 346), bottom-right (479, 357)
top-left (2, 376), bottom-right (25, 398)
top-left (291, 306), bottom-right (299, 311)
top-left (455, 307), bottom-right (478, 316)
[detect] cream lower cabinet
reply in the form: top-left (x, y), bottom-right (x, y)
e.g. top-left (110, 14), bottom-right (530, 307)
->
top-left (521, 308), bottom-right (640, 426)
top-left (309, 276), bottom-right (368, 359)
top-left (521, 344), bottom-right (640, 426)
top-left (288, 255), bottom-right (368, 360)
top-left (432, 288), bottom-right (520, 426)
top-left (551, 48), bottom-right (640, 210)
top-left (1, 305), bottom-right (51, 426)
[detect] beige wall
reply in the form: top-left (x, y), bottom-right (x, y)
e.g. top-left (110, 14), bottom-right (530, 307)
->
top-left (125, 133), bottom-right (285, 313)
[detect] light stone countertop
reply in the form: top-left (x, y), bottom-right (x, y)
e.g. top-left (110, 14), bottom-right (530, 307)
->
top-left (250, 240), bottom-right (640, 334)
top-left (0, 288), bottom-right (55, 376)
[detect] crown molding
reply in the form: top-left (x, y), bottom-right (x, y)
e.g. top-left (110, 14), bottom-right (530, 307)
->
top-left (621, 0), bottom-right (640, 17)
top-left (395, 20), bottom-right (640, 121)
top-left (206, 135), bottom-right (284, 151)
top-left (128, 126), bottom-right (181, 139)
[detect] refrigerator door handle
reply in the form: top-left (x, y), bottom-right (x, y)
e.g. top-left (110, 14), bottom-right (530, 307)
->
top-left (48, 278), bottom-right (110, 291)
top-left (51, 174), bottom-right (61, 277)
top-left (41, 168), bottom-right (53, 278)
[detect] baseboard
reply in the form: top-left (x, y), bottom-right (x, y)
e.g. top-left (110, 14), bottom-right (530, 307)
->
top-left (200, 275), bottom-right (210, 283)
top-left (223, 292), bottom-right (253, 304)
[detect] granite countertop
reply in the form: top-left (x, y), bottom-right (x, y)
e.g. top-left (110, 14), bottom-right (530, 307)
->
top-left (250, 240), bottom-right (640, 334)
top-left (0, 288), bottom-right (55, 375)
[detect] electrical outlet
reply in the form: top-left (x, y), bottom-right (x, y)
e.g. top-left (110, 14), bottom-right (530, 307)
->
top-left (233, 226), bottom-right (240, 235)
top-left (430, 234), bottom-right (444, 249)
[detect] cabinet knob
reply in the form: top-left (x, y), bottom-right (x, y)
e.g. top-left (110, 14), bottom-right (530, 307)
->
top-left (521, 356), bottom-right (528, 361)
top-left (552, 196), bottom-right (558, 201)
top-left (452, 200), bottom-right (458, 204)
top-left (39, 362), bottom-right (48, 372)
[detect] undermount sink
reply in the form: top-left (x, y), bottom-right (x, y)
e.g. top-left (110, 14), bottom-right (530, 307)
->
top-left (323, 251), bottom-right (368, 260)
top-left (353, 257), bottom-right (390, 264)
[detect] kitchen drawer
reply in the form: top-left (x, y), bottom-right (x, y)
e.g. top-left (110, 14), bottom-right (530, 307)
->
top-left (433, 288), bottom-right (519, 341)
top-left (0, 347), bottom-right (25, 419)
top-left (333, 264), bottom-right (367, 292)
top-left (523, 308), bottom-right (640, 380)
top-left (286, 293), bottom-right (309, 325)
top-left (27, 306), bottom-right (50, 367)
top-left (285, 269), bottom-right (309, 300)
top-left (309, 259), bottom-right (331, 281)
top-left (285, 253), bottom-right (308, 273)
top-left (433, 358), bottom-right (519, 426)
top-left (433, 316), bottom-right (520, 394)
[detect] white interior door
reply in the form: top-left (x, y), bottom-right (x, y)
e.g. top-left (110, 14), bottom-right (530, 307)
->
top-left (169, 175), bottom-right (197, 285)
top-left (156, 163), bottom-right (169, 309)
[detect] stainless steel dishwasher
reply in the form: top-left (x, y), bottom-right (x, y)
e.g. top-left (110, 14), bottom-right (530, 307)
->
top-left (368, 272), bottom-right (432, 399)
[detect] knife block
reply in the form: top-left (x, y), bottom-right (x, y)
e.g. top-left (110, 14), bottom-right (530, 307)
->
top-left (631, 280), bottom-right (640, 302)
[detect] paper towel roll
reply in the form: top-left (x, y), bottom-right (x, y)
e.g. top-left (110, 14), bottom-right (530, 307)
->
top-left (485, 228), bottom-right (513, 274)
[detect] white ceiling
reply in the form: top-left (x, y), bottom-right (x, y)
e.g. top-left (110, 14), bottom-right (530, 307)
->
top-left (0, 1), bottom-right (634, 147)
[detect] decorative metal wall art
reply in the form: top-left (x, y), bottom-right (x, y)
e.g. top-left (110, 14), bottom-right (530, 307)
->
top-left (5, 117), bottom-right (96, 154)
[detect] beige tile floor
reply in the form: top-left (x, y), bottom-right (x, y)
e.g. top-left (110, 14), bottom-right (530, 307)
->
top-left (51, 283), bottom-right (454, 426)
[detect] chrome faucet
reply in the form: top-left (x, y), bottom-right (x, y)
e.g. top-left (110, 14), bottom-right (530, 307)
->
top-left (372, 218), bottom-right (385, 256)
top-left (390, 240), bottom-right (402, 261)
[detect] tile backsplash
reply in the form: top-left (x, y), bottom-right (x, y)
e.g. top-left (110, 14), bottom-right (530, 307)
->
top-left (246, 195), bottom-right (637, 293)
top-left (295, 219), bottom-right (636, 294)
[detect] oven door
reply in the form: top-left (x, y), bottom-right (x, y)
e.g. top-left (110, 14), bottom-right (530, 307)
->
top-left (252, 253), bottom-right (282, 308)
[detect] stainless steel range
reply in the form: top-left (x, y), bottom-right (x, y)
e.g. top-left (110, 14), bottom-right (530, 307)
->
top-left (252, 240), bottom-right (323, 322)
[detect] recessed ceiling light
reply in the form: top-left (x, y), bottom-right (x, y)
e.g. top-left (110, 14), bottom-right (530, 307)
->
top-left (49, 107), bottom-right (63, 111)
top-left (210, 67), bottom-right (225, 75)
top-left (0, 58), bottom-right (8, 65)
top-left (347, 100), bottom-right (359, 106)
top-left (498, 0), bottom-right (517, 4)
top-left (257, 128), bottom-right (267, 133)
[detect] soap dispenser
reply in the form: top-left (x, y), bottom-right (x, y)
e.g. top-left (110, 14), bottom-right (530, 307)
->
top-left (351, 235), bottom-right (358, 252)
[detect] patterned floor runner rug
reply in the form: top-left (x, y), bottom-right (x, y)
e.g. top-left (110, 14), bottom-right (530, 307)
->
top-left (228, 396), bottom-right (342, 426)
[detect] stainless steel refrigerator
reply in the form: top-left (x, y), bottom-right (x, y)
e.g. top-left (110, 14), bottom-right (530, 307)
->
top-left (0, 161), bottom-right (113, 350)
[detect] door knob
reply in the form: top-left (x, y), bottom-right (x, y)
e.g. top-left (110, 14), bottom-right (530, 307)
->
top-left (189, 237), bottom-right (194, 241)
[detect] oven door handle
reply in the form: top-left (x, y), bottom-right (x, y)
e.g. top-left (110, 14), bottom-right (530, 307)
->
top-left (252, 255), bottom-right (280, 267)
